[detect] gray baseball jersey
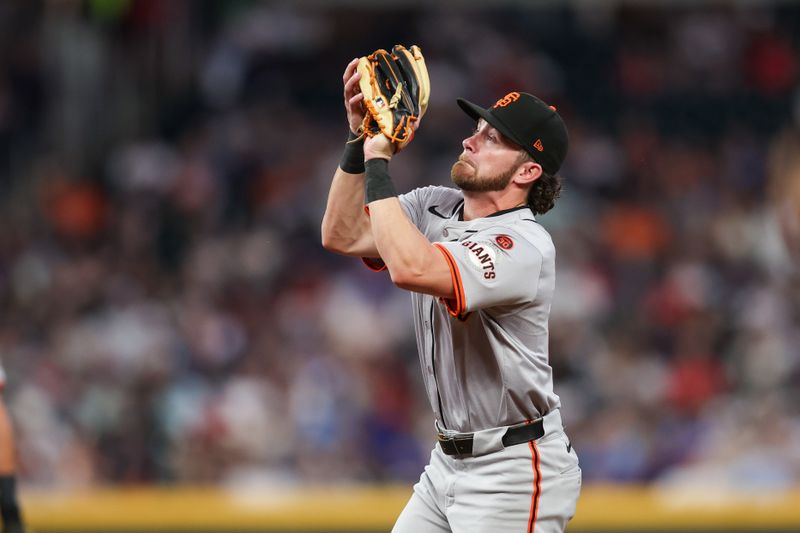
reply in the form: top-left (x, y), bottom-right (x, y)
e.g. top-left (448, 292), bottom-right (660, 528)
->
top-left (366, 185), bottom-right (560, 432)
top-left (363, 186), bottom-right (581, 533)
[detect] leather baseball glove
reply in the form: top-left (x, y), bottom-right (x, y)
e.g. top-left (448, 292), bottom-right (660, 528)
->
top-left (356, 44), bottom-right (430, 151)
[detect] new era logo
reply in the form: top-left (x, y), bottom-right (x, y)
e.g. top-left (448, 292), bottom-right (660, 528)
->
top-left (533, 139), bottom-right (544, 152)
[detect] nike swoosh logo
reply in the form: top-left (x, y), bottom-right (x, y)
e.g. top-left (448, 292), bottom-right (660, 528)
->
top-left (428, 205), bottom-right (448, 219)
top-left (450, 229), bottom-right (478, 241)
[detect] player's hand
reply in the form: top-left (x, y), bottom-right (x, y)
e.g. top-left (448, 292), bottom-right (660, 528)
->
top-left (343, 58), bottom-right (365, 135)
top-left (363, 116), bottom-right (421, 161)
top-left (364, 134), bottom-right (394, 161)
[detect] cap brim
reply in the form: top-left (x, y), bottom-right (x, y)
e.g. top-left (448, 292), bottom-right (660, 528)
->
top-left (456, 98), bottom-right (523, 149)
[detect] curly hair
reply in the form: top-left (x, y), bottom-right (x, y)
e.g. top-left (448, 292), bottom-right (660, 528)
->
top-left (527, 170), bottom-right (562, 215)
top-left (518, 152), bottom-right (562, 215)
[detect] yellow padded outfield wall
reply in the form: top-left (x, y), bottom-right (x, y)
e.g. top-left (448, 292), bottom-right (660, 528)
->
top-left (22, 484), bottom-right (800, 532)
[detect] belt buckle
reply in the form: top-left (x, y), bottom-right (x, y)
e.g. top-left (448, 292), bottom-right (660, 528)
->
top-left (437, 433), bottom-right (473, 456)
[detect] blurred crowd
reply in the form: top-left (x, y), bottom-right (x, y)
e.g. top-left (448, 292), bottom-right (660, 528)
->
top-left (0, 0), bottom-right (799, 489)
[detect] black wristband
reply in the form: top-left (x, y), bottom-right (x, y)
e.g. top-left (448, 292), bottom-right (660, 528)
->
top-left (364, 158), bottom-right (397, 204)
top-left (339, 130), bottom-right (365, 174)
top-left (0, 475), bottom-right (21, 525)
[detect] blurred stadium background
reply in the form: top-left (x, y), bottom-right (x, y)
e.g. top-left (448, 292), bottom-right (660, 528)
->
top-left (1, 0), bottom-right (799, 531)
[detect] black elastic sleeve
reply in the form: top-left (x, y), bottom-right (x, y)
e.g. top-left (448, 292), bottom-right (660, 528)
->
top-left (339, 130), bottom-right (365, 174)
top-left (364, 158), bottom-right (397, 204)
top-left (0, 475), bottom-right (22, 526)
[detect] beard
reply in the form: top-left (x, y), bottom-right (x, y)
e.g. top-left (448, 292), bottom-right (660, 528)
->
top-left (450, 158), bottom-right (517, 192)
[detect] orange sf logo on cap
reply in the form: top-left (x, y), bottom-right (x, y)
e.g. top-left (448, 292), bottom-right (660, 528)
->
top-left (533, 139), bottom-right (544, 152)
top-left (493, 92), bottom-right (520, 108)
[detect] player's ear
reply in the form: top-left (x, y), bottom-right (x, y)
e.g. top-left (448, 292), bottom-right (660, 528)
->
top-left (515, 160), bottom-right (542, 186)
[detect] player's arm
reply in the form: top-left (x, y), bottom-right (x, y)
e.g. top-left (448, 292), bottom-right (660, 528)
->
top-left (368, 197), bottom-right (455, 298)
top-left (0, 398), bottom-right (14, 475)
top-left (363, 137), bottom-right (455, 298)
top-left (321, 58), bottom-right (379, 258)
top-left (321, 167), bottom-right (378, 257)
top-left (0, 395), bottom-right (24, 532)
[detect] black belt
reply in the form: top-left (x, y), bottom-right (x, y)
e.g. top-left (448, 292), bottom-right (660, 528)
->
top-left (437, 418), bottom-right (545, 456)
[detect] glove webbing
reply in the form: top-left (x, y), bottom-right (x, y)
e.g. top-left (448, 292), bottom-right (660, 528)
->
top-left (362, 51), bottom-right (416, 145)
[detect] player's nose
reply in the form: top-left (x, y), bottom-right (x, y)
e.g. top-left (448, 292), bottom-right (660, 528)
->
top-left (462, 134), bottom-right (477, 153)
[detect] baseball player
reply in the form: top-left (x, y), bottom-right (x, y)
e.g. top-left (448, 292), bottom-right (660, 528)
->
top-left (322, 58), bottom-right (581, 532)
top-left (0, 362), bottom-right (24, 533)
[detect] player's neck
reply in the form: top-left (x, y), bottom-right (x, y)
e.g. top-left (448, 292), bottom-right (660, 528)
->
top-left (461, 191), bottom-right (527, 221)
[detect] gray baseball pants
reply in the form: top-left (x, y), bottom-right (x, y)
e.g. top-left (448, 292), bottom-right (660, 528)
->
top-left (392, 411), bottom-right (581, 533)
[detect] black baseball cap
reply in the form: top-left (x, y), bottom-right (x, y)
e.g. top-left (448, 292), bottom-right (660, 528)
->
top-left (457, 92), bottom-right (568, 174)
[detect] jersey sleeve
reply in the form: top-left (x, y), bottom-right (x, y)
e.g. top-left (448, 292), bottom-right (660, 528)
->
top-left (397, 185), bottom-right (446, 227)
top-left (433, 228), bottom-right (546, 316)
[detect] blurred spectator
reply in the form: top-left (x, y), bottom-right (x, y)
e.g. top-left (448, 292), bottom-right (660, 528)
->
top-left (0, 0), bottom-right (797, 490)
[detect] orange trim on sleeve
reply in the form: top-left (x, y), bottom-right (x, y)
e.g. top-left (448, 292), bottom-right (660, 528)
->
top-left (527, 441), bottom-right (542, 533)
top-left (433, 243), bottom-right (465, 317)
top-left (361, 257), bottom-right (386, 272)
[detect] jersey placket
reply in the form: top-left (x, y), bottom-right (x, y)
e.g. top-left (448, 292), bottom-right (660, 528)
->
top-left (427, 297), bottom-right (449, 429)
top-left (432, 220), bottom-right (480, 430)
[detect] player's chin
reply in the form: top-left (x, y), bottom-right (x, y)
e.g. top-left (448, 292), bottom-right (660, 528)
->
top-left (451, 161), bottom-right (474, 184)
